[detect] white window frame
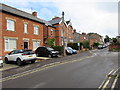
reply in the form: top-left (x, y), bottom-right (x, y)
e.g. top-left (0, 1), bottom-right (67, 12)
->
top-left (51, 29), bottom-right (53, 35)
top-left (4, 38), bottom-right (17, 51)
top-left (34, 26), bottom-right (39, 35)
top-left (24, 23), bottom-right (28, 33)
top-left (33, 40), bottom-right (40, 50)
top-left (7, 19), bottom-right (15, 31)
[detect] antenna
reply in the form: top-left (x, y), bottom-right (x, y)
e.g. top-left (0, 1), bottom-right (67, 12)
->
top-left (31, 7), bottom-right (34, 12)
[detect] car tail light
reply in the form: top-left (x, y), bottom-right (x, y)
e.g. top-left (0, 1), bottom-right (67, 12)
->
top-left (22, 54), bottom-right (27, 55)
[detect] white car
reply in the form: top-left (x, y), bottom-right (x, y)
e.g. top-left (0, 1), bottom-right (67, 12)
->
top-left (0, 56), bottom-right (3, 67)
top-left (4, 49), bottom-right (36, 66)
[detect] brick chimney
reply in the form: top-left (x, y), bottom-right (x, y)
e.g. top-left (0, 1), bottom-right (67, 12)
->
top-left (82, 33), bottom-right (86, 35)
top-left (52, 16), bottom-right (60, 20)
top-left (73, 29), bottom-right (76, 33)
top-left (32, 11), bottom-right (37, 16)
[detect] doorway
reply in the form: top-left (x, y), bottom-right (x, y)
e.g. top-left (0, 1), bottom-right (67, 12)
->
top-left (24, 41), bottom-right (28, 49)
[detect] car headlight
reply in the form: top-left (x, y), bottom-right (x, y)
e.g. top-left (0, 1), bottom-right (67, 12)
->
top-left (51, 51), bottom-right (56, 53)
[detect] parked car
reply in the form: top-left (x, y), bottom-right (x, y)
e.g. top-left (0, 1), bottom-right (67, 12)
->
top-left (4, 49), bottom-right (36, 66)
top-left (67, 47), bottom-right (77, 54)
top-left (35, 47), bottom-right (59, 58)
top-left (0, 56), bottom-right (3, 67)
top-left (102, 45), bottom-right (106, 48)
top-left (65, 47), bottom-right (73, 55)
top-left (97, 45), bottom-right (103, 49)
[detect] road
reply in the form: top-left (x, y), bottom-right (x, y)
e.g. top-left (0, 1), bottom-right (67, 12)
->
top-left (2, 48), bottom-right (119, 88)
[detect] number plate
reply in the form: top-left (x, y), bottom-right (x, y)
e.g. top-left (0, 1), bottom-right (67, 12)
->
top-left (28, 56), bottom-right (32, 57)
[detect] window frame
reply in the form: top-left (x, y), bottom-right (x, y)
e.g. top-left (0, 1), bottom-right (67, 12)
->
top-left (4, 38), bottom-right (17, 51)
top-left (6, 19), bottom-right (15, 31)
top-left (34, 26), bottom-right (39, 35)
top-left (24, 23), bottom-right (28, 33)
top-left (33, 40), bottom-right (40, 50)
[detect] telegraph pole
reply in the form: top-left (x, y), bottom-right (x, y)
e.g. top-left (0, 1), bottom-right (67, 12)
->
top-left (62, 11), bottom-right (66, 56)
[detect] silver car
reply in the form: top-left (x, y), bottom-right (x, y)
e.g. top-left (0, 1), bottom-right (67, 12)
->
top-left (4, 49), bottom-right (36, 66)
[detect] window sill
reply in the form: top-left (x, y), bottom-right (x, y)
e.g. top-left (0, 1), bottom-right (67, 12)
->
top-left (34, 34), bottom-right (39, 35)
top-left (6, 29), bottom-right (15, 32)
top-left (24, 33), bottom-right (29, 34)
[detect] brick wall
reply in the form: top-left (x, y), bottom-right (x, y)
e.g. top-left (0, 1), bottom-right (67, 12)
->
top-left (2, 12), bottom-right (44, 56)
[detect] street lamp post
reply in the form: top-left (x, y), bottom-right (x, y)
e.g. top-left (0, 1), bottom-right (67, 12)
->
top-left (62, 11), bottom-right (66, 56)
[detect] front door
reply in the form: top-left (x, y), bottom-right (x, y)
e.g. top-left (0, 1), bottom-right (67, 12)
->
top-left (24, 42), bottom-right (28, 49)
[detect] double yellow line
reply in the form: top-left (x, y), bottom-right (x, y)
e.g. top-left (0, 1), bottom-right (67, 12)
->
top-left (98, 67), bottom-right (120, 90)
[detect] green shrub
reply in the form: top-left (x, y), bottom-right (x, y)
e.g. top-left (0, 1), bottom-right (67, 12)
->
top-left (47, 39), bottom-right (55, 47)
top-left (93, 42), bottom-right (100, 47)
top-left (83, 40), bottom-right (90, 49)
top-left (111, 48), bottom-right (120, 52)
top-left (52, 46), bottom-right (63, 55)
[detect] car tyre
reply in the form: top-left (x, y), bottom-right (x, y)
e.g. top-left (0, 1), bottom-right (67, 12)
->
top-left (36, 53), bottom-right (39, 57)
top-left (5, 57), bottom-right (9, 64)
top-left (31, 60), bottom-right (35, 64)
top-left (16, 58), bottom-right (22, 66)
top-left (48, 54), bottom-right (52, 58)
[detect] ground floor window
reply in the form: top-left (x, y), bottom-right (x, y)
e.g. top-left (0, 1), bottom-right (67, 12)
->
top-left (33, 40), bottom-right (40, 50)
top-left (5, 38), bottom-right (17, 51)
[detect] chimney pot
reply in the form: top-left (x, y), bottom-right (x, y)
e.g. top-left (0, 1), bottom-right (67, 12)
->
top-left (73, 29), bottom-right (76, 33)
top-left (32, 11), bottom-right (37, 16)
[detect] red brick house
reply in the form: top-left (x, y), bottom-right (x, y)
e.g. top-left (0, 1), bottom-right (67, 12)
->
top-left (0, 3), bottom-right (45, 56)
top-left (66, 20), bottom-right (74, 43)
top-left (48, 17), bottom-right (74, 46)
top-left (42, 20), bottom-right (56, 46)
top-left (87, 33), bottom-right (103, 46)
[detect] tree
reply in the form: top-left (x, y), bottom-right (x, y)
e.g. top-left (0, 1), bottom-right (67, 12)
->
top-left (112, 38), bottom-right (117, 43)
top-left (104, 35), bottom-right (110, 43)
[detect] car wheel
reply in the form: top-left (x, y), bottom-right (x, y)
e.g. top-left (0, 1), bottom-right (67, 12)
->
top-left (31, 60), bottom-right (35, 64)
top-left (5, 57), bottom-right (9, 64)
top-left (36, 53), bottom-right (39, 57)
top-left (48, 54), bottom-right (52, 58)
top-left (16, 58), bottom-right (22, 66)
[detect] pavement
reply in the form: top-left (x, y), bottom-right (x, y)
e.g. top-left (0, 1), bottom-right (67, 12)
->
top-left (0, 57), bottom-right (51, 71)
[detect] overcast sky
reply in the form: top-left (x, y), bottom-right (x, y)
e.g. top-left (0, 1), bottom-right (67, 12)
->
top-left (1, 0), bottom-right (119, 38)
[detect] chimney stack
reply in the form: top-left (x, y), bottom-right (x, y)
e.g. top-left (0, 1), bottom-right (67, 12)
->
top-left (73, 29), bottom-right (76, 33)
top-left (32, 11), bottom-right (37, 16)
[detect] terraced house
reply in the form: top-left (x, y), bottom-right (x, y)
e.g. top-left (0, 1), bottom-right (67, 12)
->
top-left (0, 3), bottom-right (75, 57)
top-left (0, 3), bottom-right (45, 56)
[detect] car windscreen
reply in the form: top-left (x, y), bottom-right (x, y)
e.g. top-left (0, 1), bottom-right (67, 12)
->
top-left (46, 47), bottom-right (54, 51)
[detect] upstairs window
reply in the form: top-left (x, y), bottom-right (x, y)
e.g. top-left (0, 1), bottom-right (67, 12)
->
top-left (24, 23), bottom-right (28, 33)
top-left (34, 26), bottom-right (39, 35)
top-left (51, 29), bottom-right (53, 35)
top-left (7, 19), bottom-right (15, 31)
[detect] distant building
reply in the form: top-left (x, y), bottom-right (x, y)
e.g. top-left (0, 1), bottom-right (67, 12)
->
top-left (73, 29), bottom-right (80, 43)
top-left (87, 33), bottom-right (103, 46)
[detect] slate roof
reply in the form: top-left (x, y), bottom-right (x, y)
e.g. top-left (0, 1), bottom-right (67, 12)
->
top-left (49, 17), bottom-right (62, 25)
top-left (0, 3), bottom-right (45, 24)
